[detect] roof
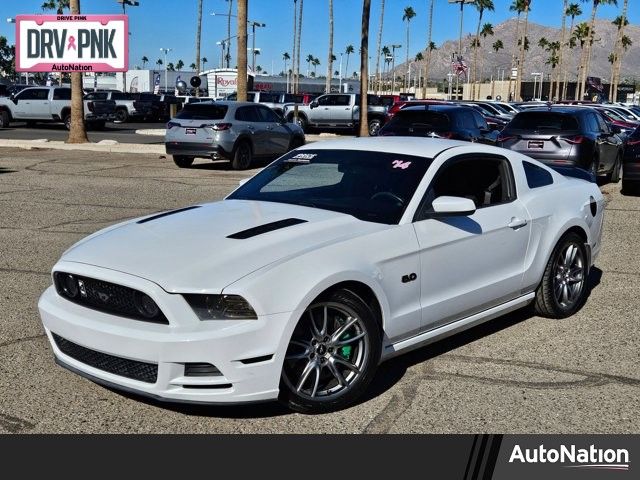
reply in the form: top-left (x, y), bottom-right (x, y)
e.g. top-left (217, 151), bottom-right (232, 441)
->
top-left (521, 106), bottom-right (587, 114)
top-left (400, 104), bottom-right (469, 113)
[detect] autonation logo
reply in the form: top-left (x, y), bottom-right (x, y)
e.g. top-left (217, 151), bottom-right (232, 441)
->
top-left (509, 444), bottom-right (630, 471)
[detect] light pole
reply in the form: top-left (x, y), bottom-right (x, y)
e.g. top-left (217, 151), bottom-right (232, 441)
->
top-left (160, 47), bottom-right (172, 93)
top-left (338, 52), bottom-right (343, 92)
top-left (212, 13), bottom-right (265, 72)
top-left (6, 18), bottom-right (21, 84)
top-left (391, 44), bottom-right (401, 94)
top-left (532, 72), bottom-right (542, 100)
top-left (117, 1), bottom-right (139, 92)
top-left (447, 72), bottom-right (454, 100)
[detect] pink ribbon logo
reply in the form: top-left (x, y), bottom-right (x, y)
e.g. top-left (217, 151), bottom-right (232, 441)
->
top-left (67, 36), bottom-right (77, 50)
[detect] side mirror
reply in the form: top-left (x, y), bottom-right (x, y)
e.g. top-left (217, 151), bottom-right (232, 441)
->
top-left (431, 196), bottom-right (476, 217)
top-left (310, 100), bottom-right (318, 109)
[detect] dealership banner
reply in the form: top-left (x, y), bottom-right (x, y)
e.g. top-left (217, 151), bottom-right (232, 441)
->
top-left (15, 14), bottom-right (128, 72)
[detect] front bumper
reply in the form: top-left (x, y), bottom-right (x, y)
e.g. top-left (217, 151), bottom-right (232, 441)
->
top-left (38, 263), bottom-right (298, 405)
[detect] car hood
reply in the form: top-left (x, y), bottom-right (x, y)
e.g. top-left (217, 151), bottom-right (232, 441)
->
top-left (62, 200), bottom-right (385, 293)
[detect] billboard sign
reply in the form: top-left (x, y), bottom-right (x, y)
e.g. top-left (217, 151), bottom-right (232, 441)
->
top-left (16, 14), bottom-right (128, 72)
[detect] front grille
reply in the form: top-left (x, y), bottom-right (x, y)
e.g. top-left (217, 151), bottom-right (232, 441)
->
top-left (52, 333), bottom-right (158, 384)
top-left (53, 272), bottom-right (168, 324)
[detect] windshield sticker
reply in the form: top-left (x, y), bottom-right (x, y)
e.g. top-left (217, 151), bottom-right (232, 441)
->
top-left (392, 160), bottom-right (412, 170)
top-left (292, 153), bottom-right (317, 160)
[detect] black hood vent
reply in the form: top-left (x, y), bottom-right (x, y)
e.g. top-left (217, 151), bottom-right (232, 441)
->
top-left (137, 206), bottom-right (201, 224)
top-left (227, 218), bottom-right (308, 239)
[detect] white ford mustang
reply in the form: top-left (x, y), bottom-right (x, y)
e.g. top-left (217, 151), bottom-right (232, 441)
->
top-left (39, 138), bottom-right (604, 413)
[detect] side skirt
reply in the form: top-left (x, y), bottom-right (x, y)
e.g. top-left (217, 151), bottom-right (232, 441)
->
top-left (381, 293), bottom-right (535, 361)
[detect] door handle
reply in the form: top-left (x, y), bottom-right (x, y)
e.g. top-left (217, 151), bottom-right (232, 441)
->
top-left (508, 217), bottom-right (528, 229)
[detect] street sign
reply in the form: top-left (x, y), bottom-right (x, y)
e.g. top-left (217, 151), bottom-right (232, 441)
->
top-left (15, 14), bottom-right (128, 72)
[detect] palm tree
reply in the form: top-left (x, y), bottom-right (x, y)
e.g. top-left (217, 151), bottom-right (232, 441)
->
top-left (256, 65), bottom-right (263, 74)
top-left (237, 0), bottom-right (248, 101)
top-left (579, 0), bottom-right (618, 101)
top-left (195, 0), bottom-right (203, 96)
top-left (189, 62), bottom-right (197, 70)
top-left (374, 0), bottom-right (386, 94)
top-left (402, 7), bottom-right (417, 90)
top-left (515, 0), bottom-right (532, 101)
top-left (470, 1), bottom-right (495, 100)
top-left (423, 0), bottom-right (435, 97)
top-left (414, 52), bottom-right (424, 90)
top-left (156, 59), bottom-right (163, 68)
top-left (573, 21), bottom-right (591, 98)
top-left (554, 1), bottom-right (568, 100)
top-left (562, 3), bottom-right (582, 100)
top-left (610, 0), bottom-right (629, 100)
top-left (167, 62), bottom-right (175, 71)
top-left (312, 57), bottom-right (320, 76)
top-left (381, 45), bottom-right (391, 92)
top-left (344, 45), bottom-right (355, 85)
top-left (176, 60), bottom-right (184, 71)
top-left (42, 0), bottom-right (86, 143)
top-left (359, 0), bottom-right (371, 137)
top-left (306, 54), bottom-right (314, 76)
top-left (141, 56), bottom-right (149, 69)
top-left (326, 0), bottom-right (334, 92)
top-left (507, 0), bottom-right (527, 101)
top-left (491, 39), bottom-right (504, 99)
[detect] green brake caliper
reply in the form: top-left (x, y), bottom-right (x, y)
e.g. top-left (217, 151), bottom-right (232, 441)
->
top-left (339, 332), bottom-right (352, 360)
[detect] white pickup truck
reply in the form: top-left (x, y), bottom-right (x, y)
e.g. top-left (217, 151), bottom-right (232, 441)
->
top-left (0, 86), bottom-right (116, 130)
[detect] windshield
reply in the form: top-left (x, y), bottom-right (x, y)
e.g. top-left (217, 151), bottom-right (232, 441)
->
top-left (228, 149), bottom-right (431, 224)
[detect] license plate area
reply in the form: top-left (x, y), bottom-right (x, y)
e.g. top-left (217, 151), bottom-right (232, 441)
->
top-left (528, 140), bottom-right (544, 149)
top-left (185, 128), bottom-right (197, 135)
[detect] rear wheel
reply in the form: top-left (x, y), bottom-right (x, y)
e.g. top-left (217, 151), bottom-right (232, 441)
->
top-left (534, 232), bottom-right (588, 319)
top-left (173, 155), bottom-right (194, 168)
top-left (63, 114), bottom-right (71, 131)
top-left (288, 136), bottom-right (305, 151)
top-left (289, 114), bottom-right (307, 132)
top-left (114, 108), bottom-right (129, 123)
top-left (231, 141), bottom-right (252, 170)
top-left (368, 118), bottom-right (382, 136)
top-left (279, 288), bottom-right (381, 413)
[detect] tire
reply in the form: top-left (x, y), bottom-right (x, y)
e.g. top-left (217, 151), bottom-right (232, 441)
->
top-left (288, 136), bottom-right (305, 152)
top-left (63, 114), bottom-right (71, 131)
top-left (0, 111), bottom-right (10, 128)
top-left (608, 154), bottom-right (621, 183)
top-left (173, 155), bottom-right (194, 168)
top-left (622, 179), bottom-right (639, 196)
top-left (114, 108), bottom-right (129, 123)
top-left (290, 114), bottom-right (308, 132)
top-left (279, 288), bottom-right (382, 413)
top-left (231, 141), bottom-right (253, 170)
top-left (533, 232), bottom-right (588, 319)
top-left (368, 118), bottom-right (382, 136)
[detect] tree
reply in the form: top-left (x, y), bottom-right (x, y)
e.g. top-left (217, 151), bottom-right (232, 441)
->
top-left (402, 6), bottom-right (416, 90)
top-left (579, 0), bottom-right (618, 101)
top-left (256, 65), bottom-right (263, 73)
top-left (562, 2), bottom-right (582, 99)
top-left (326, 0), bottom-right (334, 92)
top-left (573, 21), bottom-right (590, 98)
top-left (554, 1), bottom-right (568, 100)
top-left (540, 40), bottom-right (561, 99)
top-left (470, 0), bottom-right (494, 100)
top-left (373, 0), bottom-right (385, 94)
top-left (344, 45), bottom-right (355, 83)
top-left (237, 0), bottom-right (248, 101)
top-left (415, 51), bottom-right (424, 90)
top-left (312, 57), bottom-right (320, 76)
top-left (167, 63), bottom-right (175, 71)
top-left (381, 45), bottom-right (391, 92)
top-left (42, 0), bottom-right (86, 143)
top-left (141, 56), bottom-right (149, 69)
top-left (515, 0), bottom-right (532, 102)
top-left (491, 39), bottom-right (503, 99)
top-left (507, 0), bottom-right (527, 101)
top-left (195, 0), bottom-right (203, 97)
top-left (610, 0), bottom-right (629, 100)
top-left (156, 59), bottom-right (163, 67)
top-left (176, 60), bottom-right (184, 71)
top-left (359, 0), bottom-right (371, 137)
top-left (283, 52), bottom-right (291, 85)
top-left (423, 0), bottom-right (435, 97)
top-left (306, 54), bottom-right (314, 76)
top-left (189, 62), bottom-right (197, 70)
top-left (0, 36), bottom-right (15, 79)
top-left (201, 57), bottom-right (208, 71)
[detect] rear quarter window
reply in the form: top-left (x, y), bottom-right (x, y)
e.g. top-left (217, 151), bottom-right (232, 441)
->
top-left (523, 161), bottom-right (553, 188)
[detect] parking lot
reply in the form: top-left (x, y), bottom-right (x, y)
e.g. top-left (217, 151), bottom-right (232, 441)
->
top-left (0, 146), bottom-right (638, 433)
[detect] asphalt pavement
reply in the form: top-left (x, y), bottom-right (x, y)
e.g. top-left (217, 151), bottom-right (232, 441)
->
top-left (0, 147), bottom-right (638, 433)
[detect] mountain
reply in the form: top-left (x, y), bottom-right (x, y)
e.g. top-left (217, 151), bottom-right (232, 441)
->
top-left (401, 18), bottom-right (639, 84)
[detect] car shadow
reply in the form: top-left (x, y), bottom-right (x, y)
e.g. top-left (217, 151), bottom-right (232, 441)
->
top-left (102, 267), bottom-right (603, 419)
top-left (189, 157), bottom-right (273, 171)
top-left (0, 167), bottom-right (16, 175)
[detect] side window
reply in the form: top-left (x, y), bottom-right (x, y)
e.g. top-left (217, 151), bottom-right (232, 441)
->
top-left (256, 106), bottom-right (280, 122)
top-left (585, 113), bottom-right (600, 133)
top-left (595, 112), bottom-right (610, 134)
top-left (416, 156), bottom-right (515, 219)
top-left (111, 92), bottom-right (125, 100)
top-left (472, 111), bottom-right (488, 130)
top-left (316, 95), bottom-right (330, 106)
top-left (460, 111), bottom-right (476, 129)
top-left (522, 161), bottom-right (553, 188)
top-left (235, 106), bottom-right (259, 122)
top-left (53, 89), bottom-right (71, 100)
top-left (19, 89), bottom-right (49, 100)
top-left (334, 95), bottom-right (351, 106)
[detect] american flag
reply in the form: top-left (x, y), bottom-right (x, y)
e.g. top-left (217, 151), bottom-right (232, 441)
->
top-left (451, 55), bottom-right (468, 77)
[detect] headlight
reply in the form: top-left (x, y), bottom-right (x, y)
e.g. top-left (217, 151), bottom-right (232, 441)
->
top-left (183, 294), bottom-right (258, 320)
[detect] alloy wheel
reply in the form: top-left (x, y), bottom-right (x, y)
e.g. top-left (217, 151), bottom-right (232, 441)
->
top-left (553, 242), bottom-right (585, 309)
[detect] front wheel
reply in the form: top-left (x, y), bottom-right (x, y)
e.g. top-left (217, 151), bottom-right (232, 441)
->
top-left (533, 232), bottom-right (588, 319)
top-left (114, 108), bottom-right (129, 123)
top-left (280, 288), bottom-right (381, 413)
top-left (63, 114), bottom-right (71, 131)
top-left (0, 111), bottom-right (10, 128)
top-left (231, 141), bottom-right (252, 170)
top-left (368, 118), bottom-right (382, 136)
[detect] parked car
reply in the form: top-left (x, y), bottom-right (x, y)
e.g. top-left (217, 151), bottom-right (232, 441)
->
top-left (594, 106), bottom-right (639, 136)
top-left (0, 86), bottom-right (116, 130)
top-left (498, 107), bottom-right (623, 181)
top-left (464, 101), bottom-right (514, 121)
top-left (283, 93), bottom-right (387, 135)
top-left (131, 93), bottom-right (179, 122)
top-left (379, 105), bottom-right (498, 144)
top-left (84, 90), bottom-right (142, 123)
top-left (165, 101), bottom-right (305, 169)
top-left (459, 102), bottom-right (509, 131)
top-left (39, 137), bottom-right (605, 413)
top-left (385, 99), bottom-right (450, 121)
top-left (622, 126), bottom-right (640, 194)
top-left (378, 94), bottom-right (413, 108)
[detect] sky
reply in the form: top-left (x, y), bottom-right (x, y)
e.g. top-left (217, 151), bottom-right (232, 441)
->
top-left (1, 0), bottom-right (637, 75)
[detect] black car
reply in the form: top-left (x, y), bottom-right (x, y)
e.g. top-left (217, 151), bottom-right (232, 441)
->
top-left (622, 126), bottom-right (640, 194)
top-left (498, 107), bottom-right (623, 181)
top-left (378, 105), bottom-right (498, 144)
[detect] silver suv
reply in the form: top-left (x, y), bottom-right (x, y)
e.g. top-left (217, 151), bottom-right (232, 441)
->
top-left (165, 101), bottom-right (305, 170)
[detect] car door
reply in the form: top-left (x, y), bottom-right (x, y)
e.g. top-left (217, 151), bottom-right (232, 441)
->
top-left (236, 105), bottom-right (271, 155)
top-left (594, 111), bottom-right (620, 171)
top-left (11, 89), bottom-right (32, 118)
top-left (308, 94), bottom-right (332, 124)
top-left (330, 94), bottom-right (354, 126)
top-left (51, 88), bottom-right (71, 119)
top-left (412, 153), bottom-right (531, 332)
top-left (255, 105), bottom-right (291, 155)
top-left (25, 88), bottom-right (52, 119)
